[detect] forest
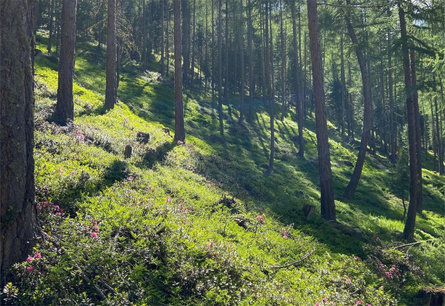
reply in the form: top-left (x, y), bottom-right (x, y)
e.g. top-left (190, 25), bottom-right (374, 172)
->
top-left (0, 0), bottom-right (444, 304)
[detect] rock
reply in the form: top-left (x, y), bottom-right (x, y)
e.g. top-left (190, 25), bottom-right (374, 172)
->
top-left (136, 132), bottom-right (150, 143)
top-left (124, 145), bottom-right (132, 158)
top-left (417, 287), bottom-right (445, 306)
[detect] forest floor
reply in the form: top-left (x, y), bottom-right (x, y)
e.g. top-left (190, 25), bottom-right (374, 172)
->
top-left (5, 35), bottom-right (444, 305)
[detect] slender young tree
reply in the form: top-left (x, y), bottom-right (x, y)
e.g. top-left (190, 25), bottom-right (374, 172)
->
top-left (247, 0), bottom-right (254, 122)
top-left (105, 0), bottom-right (117, 110)
top-left (307, 0), bottom-right (336, 221)
top-left (0, 0), bottom-right (36, 282)
top-left (342, 0), bottom-right (373, 199)
top-left (174, 0), bottom-right (185, 142)
top-left (290, 0), bottom-right (304, 158)
top-left (54, 0), bottom-right (78, 125)
top-left (218, 0), bottom-right (224, 135)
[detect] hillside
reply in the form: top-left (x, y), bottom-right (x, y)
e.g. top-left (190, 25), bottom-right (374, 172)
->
top-left (5, 36), bottom-right (444, 305)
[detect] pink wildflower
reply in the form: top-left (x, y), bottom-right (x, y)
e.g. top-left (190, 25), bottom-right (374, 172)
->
top-left (148, 185), bottom-right (153, 190)
top-left (356, 301), bottom-right (363, 305)
top-left (71, 171), bottom-right (76, 175)
top-left (166, 196), bottom-right (172, 202)
top-left (256, 214), bottom-right (265, 224)
top-left (55, 212), bottom-right (61, 216)
top-left (92, 220), bottom-right (98, 225)
top-left (229, 243), bottom-right (234, 247)
top-left (322, 297), bottom-right (327, 302)
top-left (315, 303), bottom-right (320, 306)
top-left (26, 267), bottom-right (34, 272)
top-left (90, 232), bottom-right (98, 238)
top-left (128, 176), bottom-right (134, 181)
top-left (379, 286), bottom-right (384, 290)
top-left (26, 256), bottom-right (34, 263)
top-left (93, 226), bottom-right (99, 232)
top-left (54, 205), bottom-right (60, 211)
top-left (43, 201), bottom-right (50, 207)
top-left (346, 278), bottom-right (351, 284)
top-left (36, 204), bottom-right (42, 210)
top-left (281, 229), bottom-right (289, 239)
top-left (34, 253), bottom-right (41, 259)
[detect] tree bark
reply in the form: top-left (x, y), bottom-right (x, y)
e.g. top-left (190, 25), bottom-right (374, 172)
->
top-left (388, 25), bottom-right (396, 162)
top-left (160, 0), bottom-right (166, 76)
top-left (0, 0), bottom-right (36, 283)
top-left (174, 0), bottom-right (185, 142)
top-left (399, 1), bottom-right (422, 241)
top-left (306, 0), bottom-right (336, 221)
top-left (342, 0), bottom-right (373, 199)
top-left (47, 0), bottom-right (55, 55)
top-left (218, 0), bottom-right (224, 135)
top-left (291, 1), bottom-right (305, 158)
top-left (54, 0), bottom-right (77, 126)
top-left (247, 0), bottom-right (254, 122)
top-left (239, 0), bottom-right (245, 122)
top-left (105, 0), bottom-right (117, 110)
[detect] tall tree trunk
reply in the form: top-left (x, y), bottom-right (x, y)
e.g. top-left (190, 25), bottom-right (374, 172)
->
top-left (218, 0), bottom-right (224, 135)
top-left (105, 0), bottom-right (117, 110)
top-left (399, 2), bottom-right (422, 240)
top-left (239, 0), bottom-right (245, 122)
top-left (0, 0), bottom-right (36, 283)
top-left (388, 25), bottom-right (396, 162)
top-left (247, 0), bottom-right (254, 122)
top-left (181, 0), bottom-right (190, 86)
top-left (410, 49), bottom-right (423, 213)
top-left (306, 0), bottom-right (336, 221)
top-left (342, 1), bottom-right (373, 199)
top-left (279, 0), bottom-right (286, 122)
top-left (291, 1), bottom-right (304, 158)
top-left (166, 2), bottom-right (170, 78)
top-left (174, 0), bottom-right (185, 142)
top-left (191, 0), bottom-right (196, 85)
top-left (47, 0), bottom-right (55, 55)
top-left (161, 0), bottom-right (166, 76)
top-left (54, 0), bottom-right (77, 125)
top-left (340, 34), bottom-right (346, 137)
top-left (266, 1), bottom-right (275, 174)
top-left (438, 81), bottom-right (444, 174)
top-left (224, 0), bottom-right (229, 101)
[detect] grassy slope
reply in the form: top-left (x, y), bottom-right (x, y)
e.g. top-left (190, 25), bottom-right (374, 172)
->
top-left (6, 37), bottom-right (444, 305)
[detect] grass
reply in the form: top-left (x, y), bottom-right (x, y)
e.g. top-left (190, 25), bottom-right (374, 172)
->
top-left (4, 35), bottom-right (444, 305)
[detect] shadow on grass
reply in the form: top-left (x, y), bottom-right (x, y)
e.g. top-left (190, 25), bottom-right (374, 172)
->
top-left (44, 160), bottom-right (130, 217)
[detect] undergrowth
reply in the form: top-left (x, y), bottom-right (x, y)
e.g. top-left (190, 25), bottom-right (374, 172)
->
top-left (2, 36), bottom-right (444, 305)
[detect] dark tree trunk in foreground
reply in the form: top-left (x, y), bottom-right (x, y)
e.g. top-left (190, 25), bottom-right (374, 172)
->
top-left (54, 0), bottom-right (77, 125)
top-left (399, 2), bottom-right (422, 241)
top-left (0, 0), bottom-right (36, 283)
top-left (306, 0), bottom-right (336, 221)
top-left (342, 1), bottom-right (373, 199)
top-left (174, 0), bottom-right (185, 142)
top-left (105, 0), bottom-right (117, 110)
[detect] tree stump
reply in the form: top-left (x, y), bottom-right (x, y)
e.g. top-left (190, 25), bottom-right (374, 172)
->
top-left (417, 287), bottom-right (445, 306)
top-left (124, 145), bottom-right (132, 158)
top-left (302, 205), bottom-right (315, 219)
top-left (136, 132), bottom-right (150, 143)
